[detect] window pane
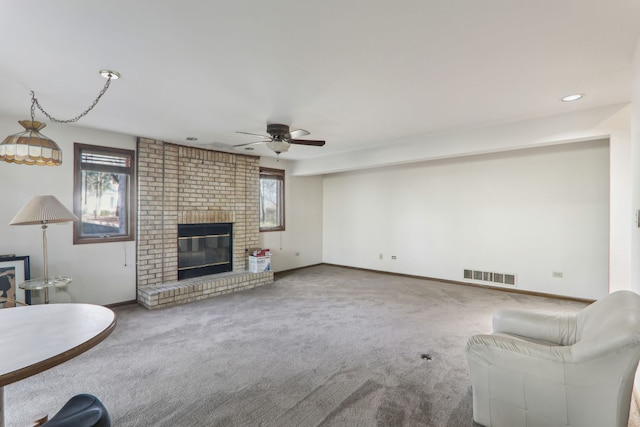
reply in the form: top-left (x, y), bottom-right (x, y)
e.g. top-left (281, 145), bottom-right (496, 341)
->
top-left (259, 168), bottom-right (284, 231)
top-left (260, 177), bottom-right (281, 228)
top-left (80, 171), bottom-right (127, 237)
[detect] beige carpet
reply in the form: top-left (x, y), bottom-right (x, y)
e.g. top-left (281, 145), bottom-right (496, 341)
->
top-left (4, 265), bottom-right (633, 426)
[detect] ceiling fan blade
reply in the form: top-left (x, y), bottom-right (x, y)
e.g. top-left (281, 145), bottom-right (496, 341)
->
top-left (236, 131), bottom-right (270, 138)
top-left (289, 139), bottom-right (325, 147)
top-left (289, 129), bottom-right (310, 138)
top-left (233, 140), bottom-right (269, 148)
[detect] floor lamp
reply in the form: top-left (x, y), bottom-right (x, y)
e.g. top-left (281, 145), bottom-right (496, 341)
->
top-left (9, 195), bottom-right (78, 304)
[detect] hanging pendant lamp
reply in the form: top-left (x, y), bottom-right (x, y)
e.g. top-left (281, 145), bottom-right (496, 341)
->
top-left (0, 70), bottom-right (120, 166)
top-left (0, 120), bottom-right (62, 166)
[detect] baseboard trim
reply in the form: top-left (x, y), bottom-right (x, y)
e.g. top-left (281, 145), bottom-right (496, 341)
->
top-left (106, 299), bottom-right (138, 308)
top-left (321, 263), bottom-right (595, 304)
top-left (274, 263), bottom-right (324, 278)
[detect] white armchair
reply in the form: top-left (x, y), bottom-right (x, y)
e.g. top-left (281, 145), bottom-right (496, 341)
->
top-left (466, 290), bottom-right (640, 427)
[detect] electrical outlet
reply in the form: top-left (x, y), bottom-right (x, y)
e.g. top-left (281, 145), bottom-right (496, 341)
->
top-left (379, 253), bottom-right (383, 260)
top-left (391, 255), bottom-right (397, 260)
top-left (552, 271), bottom-right (564, 278)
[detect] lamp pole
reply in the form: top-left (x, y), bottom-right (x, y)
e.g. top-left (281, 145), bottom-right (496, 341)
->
top-left (41, 221), bottom-right (50, 304)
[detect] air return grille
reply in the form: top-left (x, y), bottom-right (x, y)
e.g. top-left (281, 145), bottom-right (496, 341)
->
top-left (464, 269), bottom-right (516, 286)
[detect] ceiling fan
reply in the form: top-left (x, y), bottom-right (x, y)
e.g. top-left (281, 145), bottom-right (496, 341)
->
top-left (234, 124), bottom-right (326, 155)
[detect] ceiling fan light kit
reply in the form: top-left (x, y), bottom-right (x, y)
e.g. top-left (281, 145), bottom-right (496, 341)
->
top-left (266, 140), bottom-right (290, 154)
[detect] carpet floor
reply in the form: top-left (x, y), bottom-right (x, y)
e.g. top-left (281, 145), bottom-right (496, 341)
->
top-left (5, 265), bottom-right (602, 426)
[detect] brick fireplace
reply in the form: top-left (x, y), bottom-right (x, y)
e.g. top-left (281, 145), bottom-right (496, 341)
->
top-left (135, 138), bottom-right (273, 309)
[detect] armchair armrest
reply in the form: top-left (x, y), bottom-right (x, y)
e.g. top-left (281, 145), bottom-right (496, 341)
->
top-left (493, 309), bottom-right (577, 346)
top-left (467, 333), bottom-right (573, 362)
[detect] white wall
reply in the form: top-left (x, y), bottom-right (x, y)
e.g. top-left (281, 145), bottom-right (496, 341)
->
top-left (629, 35), bottom-right (640, 398)
top-left (259, 157), bottom-right (323, 271)
top-left (0, 117), bottom-right (137, 305)
top-left (631, 39), bottom-right (640, 293)
top-left (297, 104), bottom-right (632, 294)
top-left (323, 140), bottom-right (610, 300)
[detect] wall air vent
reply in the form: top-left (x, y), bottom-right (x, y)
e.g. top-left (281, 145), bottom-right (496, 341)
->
top-left (465, 269), bottom-right (516, 286)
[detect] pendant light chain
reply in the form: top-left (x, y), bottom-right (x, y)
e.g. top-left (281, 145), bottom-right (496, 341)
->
top-left (30, 73), bottom-right (115, 124)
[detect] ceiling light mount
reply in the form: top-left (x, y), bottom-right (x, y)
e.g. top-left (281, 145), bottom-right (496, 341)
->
top-left (0, 70), bottom-right (121, 166)
top-left (100, 70), bottom-right (121, 80)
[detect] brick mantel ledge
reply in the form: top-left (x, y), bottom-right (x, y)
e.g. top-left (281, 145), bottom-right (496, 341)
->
top-left (137, 271), bottom-right (274, 309)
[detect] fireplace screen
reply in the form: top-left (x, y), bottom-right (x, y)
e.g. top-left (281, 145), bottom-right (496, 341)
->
top-left (178, 223), bottom-right (232, 279)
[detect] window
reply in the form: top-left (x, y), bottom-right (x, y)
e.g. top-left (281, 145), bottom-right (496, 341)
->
top-left (259, 167), bottom-right (284, 231)
top-left (73, 143), bottom-right (135, 244)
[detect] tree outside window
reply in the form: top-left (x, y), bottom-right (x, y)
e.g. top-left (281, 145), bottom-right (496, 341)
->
top-left (73, 143), bottom-right (135, 244)
top-left (259, 168), bottom-right (284, 231)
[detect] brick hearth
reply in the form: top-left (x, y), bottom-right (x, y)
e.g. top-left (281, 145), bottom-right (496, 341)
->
top-left (137, 271), bottom-right (273, 310)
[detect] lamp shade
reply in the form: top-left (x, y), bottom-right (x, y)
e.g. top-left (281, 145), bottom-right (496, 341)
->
top-left (9, 195), bottom-right (78, 225)
top-left (0, 121), bottom-right (62, 166)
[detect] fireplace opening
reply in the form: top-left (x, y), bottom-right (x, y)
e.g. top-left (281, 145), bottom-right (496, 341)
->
top-left (178, 223), bottom-right (232, 280)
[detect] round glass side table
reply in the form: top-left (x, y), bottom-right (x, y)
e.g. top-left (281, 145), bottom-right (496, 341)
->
top-left (19, 276), bottom-right (72, 304)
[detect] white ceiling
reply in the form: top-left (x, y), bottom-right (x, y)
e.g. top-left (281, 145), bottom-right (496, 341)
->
top-left (1, 0), bottom-right (639, 161)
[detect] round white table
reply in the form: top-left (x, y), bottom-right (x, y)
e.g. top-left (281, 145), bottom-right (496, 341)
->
top-left (0, 303), bottom-right (116, 426)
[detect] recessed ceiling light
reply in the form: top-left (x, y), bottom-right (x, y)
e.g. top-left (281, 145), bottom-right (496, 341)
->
top-left (186, 137), bottom-right (198, 141)
top-left (561, 94), bottom-right (583, 102)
